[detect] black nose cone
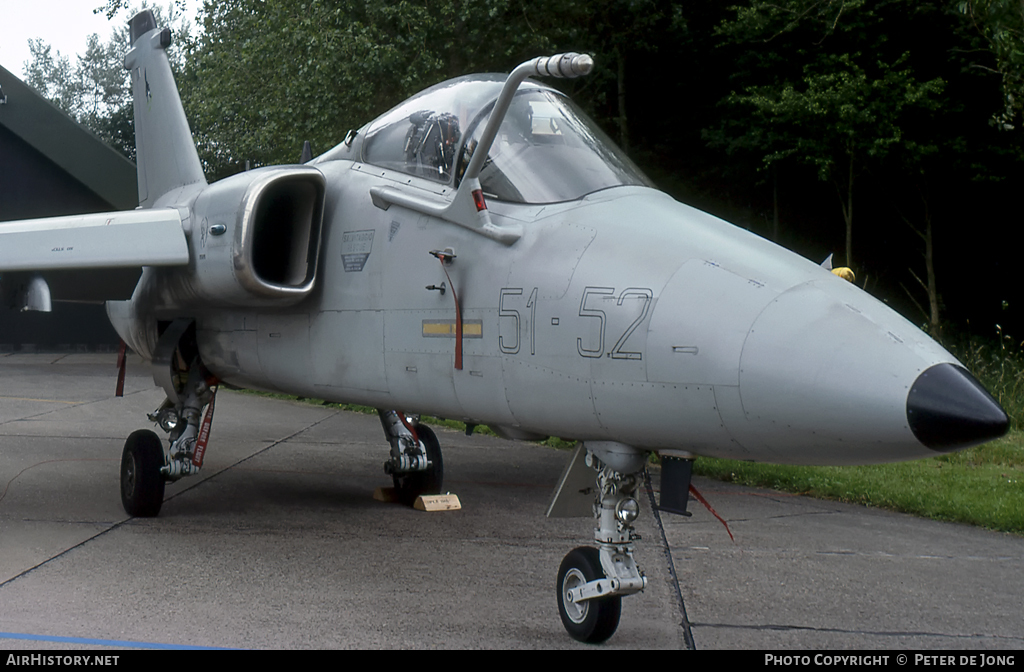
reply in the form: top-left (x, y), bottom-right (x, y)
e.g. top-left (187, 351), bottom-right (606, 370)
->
top-left (907, 363), bottom-right (1010, 452)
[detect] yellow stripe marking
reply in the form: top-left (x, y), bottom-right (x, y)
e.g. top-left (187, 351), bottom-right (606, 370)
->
top-left (422, 320), bottom-right (483, 338)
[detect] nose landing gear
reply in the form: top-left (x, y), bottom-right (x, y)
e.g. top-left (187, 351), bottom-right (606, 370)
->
top-left (549, 442), bottom-right (652, 643)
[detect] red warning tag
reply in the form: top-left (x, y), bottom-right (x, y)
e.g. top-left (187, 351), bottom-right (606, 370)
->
top-left (192, 388), bottom-right (217, 468)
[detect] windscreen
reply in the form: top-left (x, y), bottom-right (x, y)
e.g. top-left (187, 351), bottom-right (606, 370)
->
top-left (459, 90), bottom-right (652, 204)
top-left (361, 76), bottom-right (651, 203)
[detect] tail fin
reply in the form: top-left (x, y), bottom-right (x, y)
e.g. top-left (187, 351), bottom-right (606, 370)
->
top-left (125, 10), bottom-right (207, 208)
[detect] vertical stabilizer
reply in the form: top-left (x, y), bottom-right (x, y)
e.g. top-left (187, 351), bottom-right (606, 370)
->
top-left (124, 10), bottom-right (206, 207)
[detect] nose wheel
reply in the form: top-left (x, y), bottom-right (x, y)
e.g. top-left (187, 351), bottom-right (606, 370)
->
top-left (120, 429), bottom-right (166, 517)
top-left (557, 546), bottom-right (622, 643)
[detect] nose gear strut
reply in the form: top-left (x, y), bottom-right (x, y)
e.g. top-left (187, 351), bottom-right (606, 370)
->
top-left (554, 443), bottom-right (649, 643)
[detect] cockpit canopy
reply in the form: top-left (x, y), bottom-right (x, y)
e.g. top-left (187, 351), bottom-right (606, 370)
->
top-left (361, 75), bottom-right (652, 204)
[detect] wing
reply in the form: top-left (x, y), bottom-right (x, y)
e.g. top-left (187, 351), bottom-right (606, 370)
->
top-left (0, 209), bottom-right (188, 305)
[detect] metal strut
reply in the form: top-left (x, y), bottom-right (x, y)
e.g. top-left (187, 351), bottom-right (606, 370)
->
top-left (568, 449), bottom-right (648, 605)
top-left (151, 360), bottom-right (217, 481)
top-left (378, 409), bottom-right (431, 475)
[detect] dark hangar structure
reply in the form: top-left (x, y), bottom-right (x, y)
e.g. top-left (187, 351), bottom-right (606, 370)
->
top-left (0, 64), bottom-right (137, 351)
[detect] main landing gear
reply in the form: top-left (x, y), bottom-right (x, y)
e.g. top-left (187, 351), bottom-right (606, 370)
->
top-left (119, 355), bottom-right (217, 518)
top-left (378, 409), bottom-right (443, 505)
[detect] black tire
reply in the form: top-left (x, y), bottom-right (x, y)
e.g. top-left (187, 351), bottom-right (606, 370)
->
top-left (392, 424), bottom-right (443, 505)
top-left (120, 429), bottom-right (166, 517)
top-left (557, 546), bottom-right (622, 643)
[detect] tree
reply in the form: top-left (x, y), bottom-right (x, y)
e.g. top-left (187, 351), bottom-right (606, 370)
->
top-left (707, 1), bottom-right (944, 269)
top-left (177, 0), bottom-right (566, 177)
top-left (724, 53), bottom-right (943, 268)
top-left (23, 2), bottom-right (192, 161)
top-left (100, 0), bottom-right (189, 20)
top-left (528, 0), bottom-right (684, 154)
top-left (959, 0), bottom-right (1024, 128)
top-left (24, 31), bottom-right (135, 159)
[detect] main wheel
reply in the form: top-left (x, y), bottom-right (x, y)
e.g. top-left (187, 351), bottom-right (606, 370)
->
top-left (121, 429), bottom-right (166, 517)
top-left (557, 546), bottom-right (622, 643)
top-left (392, 424), bottom-right (443, 505)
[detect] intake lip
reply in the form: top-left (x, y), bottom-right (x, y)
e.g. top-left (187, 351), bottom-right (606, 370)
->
top-left (907, 363), bottom-right (1010, 452)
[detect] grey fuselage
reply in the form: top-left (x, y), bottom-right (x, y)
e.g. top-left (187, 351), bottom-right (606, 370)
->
top-left (113, 149), bottom-right (964, 466)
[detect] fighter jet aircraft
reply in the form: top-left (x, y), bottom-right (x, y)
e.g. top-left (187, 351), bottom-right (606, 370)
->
top-left (0, 9), bottom-right (1010, 643)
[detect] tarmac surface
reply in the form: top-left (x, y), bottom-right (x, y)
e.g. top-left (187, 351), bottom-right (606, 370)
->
top-left (0, 353), bottom-right (1021, 650)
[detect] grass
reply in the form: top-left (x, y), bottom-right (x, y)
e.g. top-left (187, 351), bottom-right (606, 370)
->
top-left (693, 433), bottom-right (1024, 535)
